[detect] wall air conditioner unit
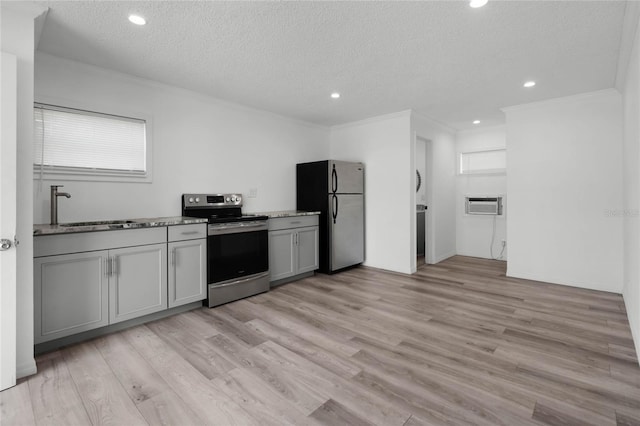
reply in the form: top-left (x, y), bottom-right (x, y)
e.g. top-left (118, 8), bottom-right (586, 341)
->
top-left (465, 197), bottom-right (503, 215)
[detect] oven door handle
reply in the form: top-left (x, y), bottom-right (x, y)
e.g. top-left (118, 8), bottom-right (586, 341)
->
top-left (208, 222), bottom-right (268, 235)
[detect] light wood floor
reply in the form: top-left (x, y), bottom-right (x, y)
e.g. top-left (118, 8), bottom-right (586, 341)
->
top-left (2, 256), bottom-right (640, 426)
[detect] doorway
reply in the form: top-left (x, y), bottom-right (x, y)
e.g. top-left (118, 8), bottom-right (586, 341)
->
top-left (415, 136), bottom-right (433, 267)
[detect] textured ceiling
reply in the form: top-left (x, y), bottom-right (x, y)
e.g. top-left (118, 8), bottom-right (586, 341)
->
top-left (35, 1), bottom-right (627, 129)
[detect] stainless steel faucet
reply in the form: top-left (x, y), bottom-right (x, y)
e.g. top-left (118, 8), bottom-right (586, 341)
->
top-left (50, 185), bottom-right (71, 225)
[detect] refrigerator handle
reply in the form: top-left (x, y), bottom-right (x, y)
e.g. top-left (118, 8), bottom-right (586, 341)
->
top-left (332, 194), bottom-right (338, 224)
top-left (331, 164), bottom-right (337, 193)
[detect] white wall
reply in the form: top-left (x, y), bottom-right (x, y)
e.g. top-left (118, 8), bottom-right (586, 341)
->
top-left (622, 11), bottom-right (640, 362)
top-left (1, 3), bottom-right (43, 378)
top-left (329, 112), bottom-right (413, 274)
top-left (328, 111), bottom-right (456, 274)
top-left (504, 89), bottom-right (624, 293)
top-left (411, 113), bottom-right (457, 265)
top-left (456, 126), bottom-right (507, 260)
top-left (34, 53), bottom-right (329, 224)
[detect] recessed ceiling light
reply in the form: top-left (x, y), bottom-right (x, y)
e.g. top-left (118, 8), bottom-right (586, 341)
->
top-left (330, 92), bottom-right (341, 99)
top-left (469, 0), bottom-right (488, 8)
top-left (128, 14), bottom-right (146, 25)
top-left (523, 81), bottom-right (536, 88)
top-left (473, 120), bottom-right (481, 124)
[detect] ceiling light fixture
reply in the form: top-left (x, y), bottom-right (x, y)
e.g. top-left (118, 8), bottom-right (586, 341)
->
top-left (128, 14), bottom-right (146, 25)
top-left (523, 81), bottom-right (536, 88)
top-left (330, 92), bottom-right (341, 99)
top-left (473, 120), bottom-right (481, 124)
top-left (469, 0), bottom-right (488, 8)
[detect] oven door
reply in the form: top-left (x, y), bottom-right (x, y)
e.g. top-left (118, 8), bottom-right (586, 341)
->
top-left (207, 221), bottom-right (269, 284)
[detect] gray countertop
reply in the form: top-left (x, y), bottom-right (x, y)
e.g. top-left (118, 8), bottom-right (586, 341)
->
top-left (34, 216), bottom-right (208, 236)
top-left (249, 210), bottom-right (321, 218)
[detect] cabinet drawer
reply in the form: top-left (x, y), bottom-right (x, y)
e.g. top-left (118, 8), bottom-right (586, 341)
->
top-left (34, 227), bottom-right (167, 258)
top-left (268, 215), bottom-right (319, 231)
top-left (168, 223), bottom-right (207, 241)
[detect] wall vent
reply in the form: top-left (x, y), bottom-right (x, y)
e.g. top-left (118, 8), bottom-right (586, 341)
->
top-left (465, 197), bottom-right (503, 215)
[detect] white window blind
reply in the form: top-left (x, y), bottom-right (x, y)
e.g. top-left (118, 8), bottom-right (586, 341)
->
top-left (34, 104), bottom-right (147, 176)
top-left (459, 148), bottom-right (506, 175)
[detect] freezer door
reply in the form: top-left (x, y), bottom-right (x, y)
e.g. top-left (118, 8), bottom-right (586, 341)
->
top-left (329, 194), bottom-right (364, 271)
top-left (328, 160), bottom-right (364, 194)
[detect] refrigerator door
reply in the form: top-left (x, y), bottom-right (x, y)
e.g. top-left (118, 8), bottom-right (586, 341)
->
top-left (329, 161), bottom-right (364, 194)
top-left (329, 194), bottom-right (364, 271)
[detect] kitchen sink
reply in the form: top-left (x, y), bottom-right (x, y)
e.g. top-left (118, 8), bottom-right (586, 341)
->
top-left (60, 220), bottom-right (137, 227)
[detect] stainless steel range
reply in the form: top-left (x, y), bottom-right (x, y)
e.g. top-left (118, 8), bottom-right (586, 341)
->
top-left (182, 193), bottom-right (269, 308)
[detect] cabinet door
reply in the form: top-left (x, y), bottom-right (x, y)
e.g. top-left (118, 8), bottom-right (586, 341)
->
top-left (34, 251), bottom-right (109, 344)
top-left (297, 226), bottom-right (319, 274)
top-left (109, 244), bottom-right (167, 324)
top-left (168, 239), bottom-right (207, 308)
top-left (268, 229), bottom-right (296, 282)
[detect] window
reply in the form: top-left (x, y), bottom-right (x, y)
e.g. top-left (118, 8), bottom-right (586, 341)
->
top-left (459, 148), bottom-right (506, 175)
top-left (34, 103), bottom-right (151, 182)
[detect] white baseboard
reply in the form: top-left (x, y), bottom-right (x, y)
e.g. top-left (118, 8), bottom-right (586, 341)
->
top-left (17, 358), bottom-right (36, 379)
top-left (506, 269), bottom-right (621, 294)
top-left (622, 288), bottom-right (640, 368)
top-left (455, 251), bottom-right (508, 262)
top-left (433, 251), bottom-right (456, 264)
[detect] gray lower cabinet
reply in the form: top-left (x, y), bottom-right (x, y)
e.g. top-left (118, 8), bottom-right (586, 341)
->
top-left (268, 215), bottom-right (319, 283)
top-left (34, 227), bottom-right (168, 344)
top-left (34, 223), bottom-right (207, 344)
top-left (297, 226), bottom-right (320, 274)
top-left (168, 236), bottom-right (207, 308)
top-left (269, 229), bottom-right (296, 281)
top-left (109, 243), bottom-right (167, 324)
top-left (34, 251), bottom-right (109, 343)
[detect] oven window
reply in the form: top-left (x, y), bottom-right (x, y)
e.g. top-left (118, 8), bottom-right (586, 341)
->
top-left (208, 230), bottom-right (268, 283)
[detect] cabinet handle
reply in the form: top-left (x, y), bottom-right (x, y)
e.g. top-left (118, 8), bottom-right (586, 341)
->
top-left (181, 231), bottom-right (199, 235)
top-left (104, 258), bottom-right (110, 277)
top-left (171, 249), bottom-right (176, 266)
top-left (111, 256), bottom-right (118, 276)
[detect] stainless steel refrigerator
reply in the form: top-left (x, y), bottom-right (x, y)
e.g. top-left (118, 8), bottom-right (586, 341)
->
top-left (296, 160), bottom-right (364, 273)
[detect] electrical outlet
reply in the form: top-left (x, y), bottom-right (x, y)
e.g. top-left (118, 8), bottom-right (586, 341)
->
top-left (248, 187), bottom-right (258, 198)
top-left (501, 240), bottom-right (506, 247)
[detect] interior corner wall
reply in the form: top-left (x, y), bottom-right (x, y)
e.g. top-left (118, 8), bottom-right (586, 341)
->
top-left (33, 53), bottom-right (330, 224)
top-left (329, 113), bottom-right (413, 274)
top-left (505, 89), bottom-right (624, 293)
top-left (622, 13), bottom-right (640, 362)
top-left (455, 126), bottom-right (507, 260)
top-left (411, 114), bottom-right (457, 264)
top-left (1, 5), bottom-right (38, 378)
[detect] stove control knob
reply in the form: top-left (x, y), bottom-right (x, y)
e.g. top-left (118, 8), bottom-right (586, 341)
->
top-left (188, 197), bottom-right (194, 203)
top-left (195, 197), bottom-right (200, 203)
top-left (231, 196), bottom-right (236, 202)
top-left (236, 196), bottom-right (242, 203)
top-left (226, 197), bottom-right (231, 202)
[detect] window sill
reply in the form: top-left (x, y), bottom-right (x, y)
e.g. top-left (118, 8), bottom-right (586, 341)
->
top-left (33, 167), bottom-right (152, 184)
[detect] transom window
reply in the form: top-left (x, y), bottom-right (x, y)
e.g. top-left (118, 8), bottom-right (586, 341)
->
top-left (459, 148), bottom-right (506, 175)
